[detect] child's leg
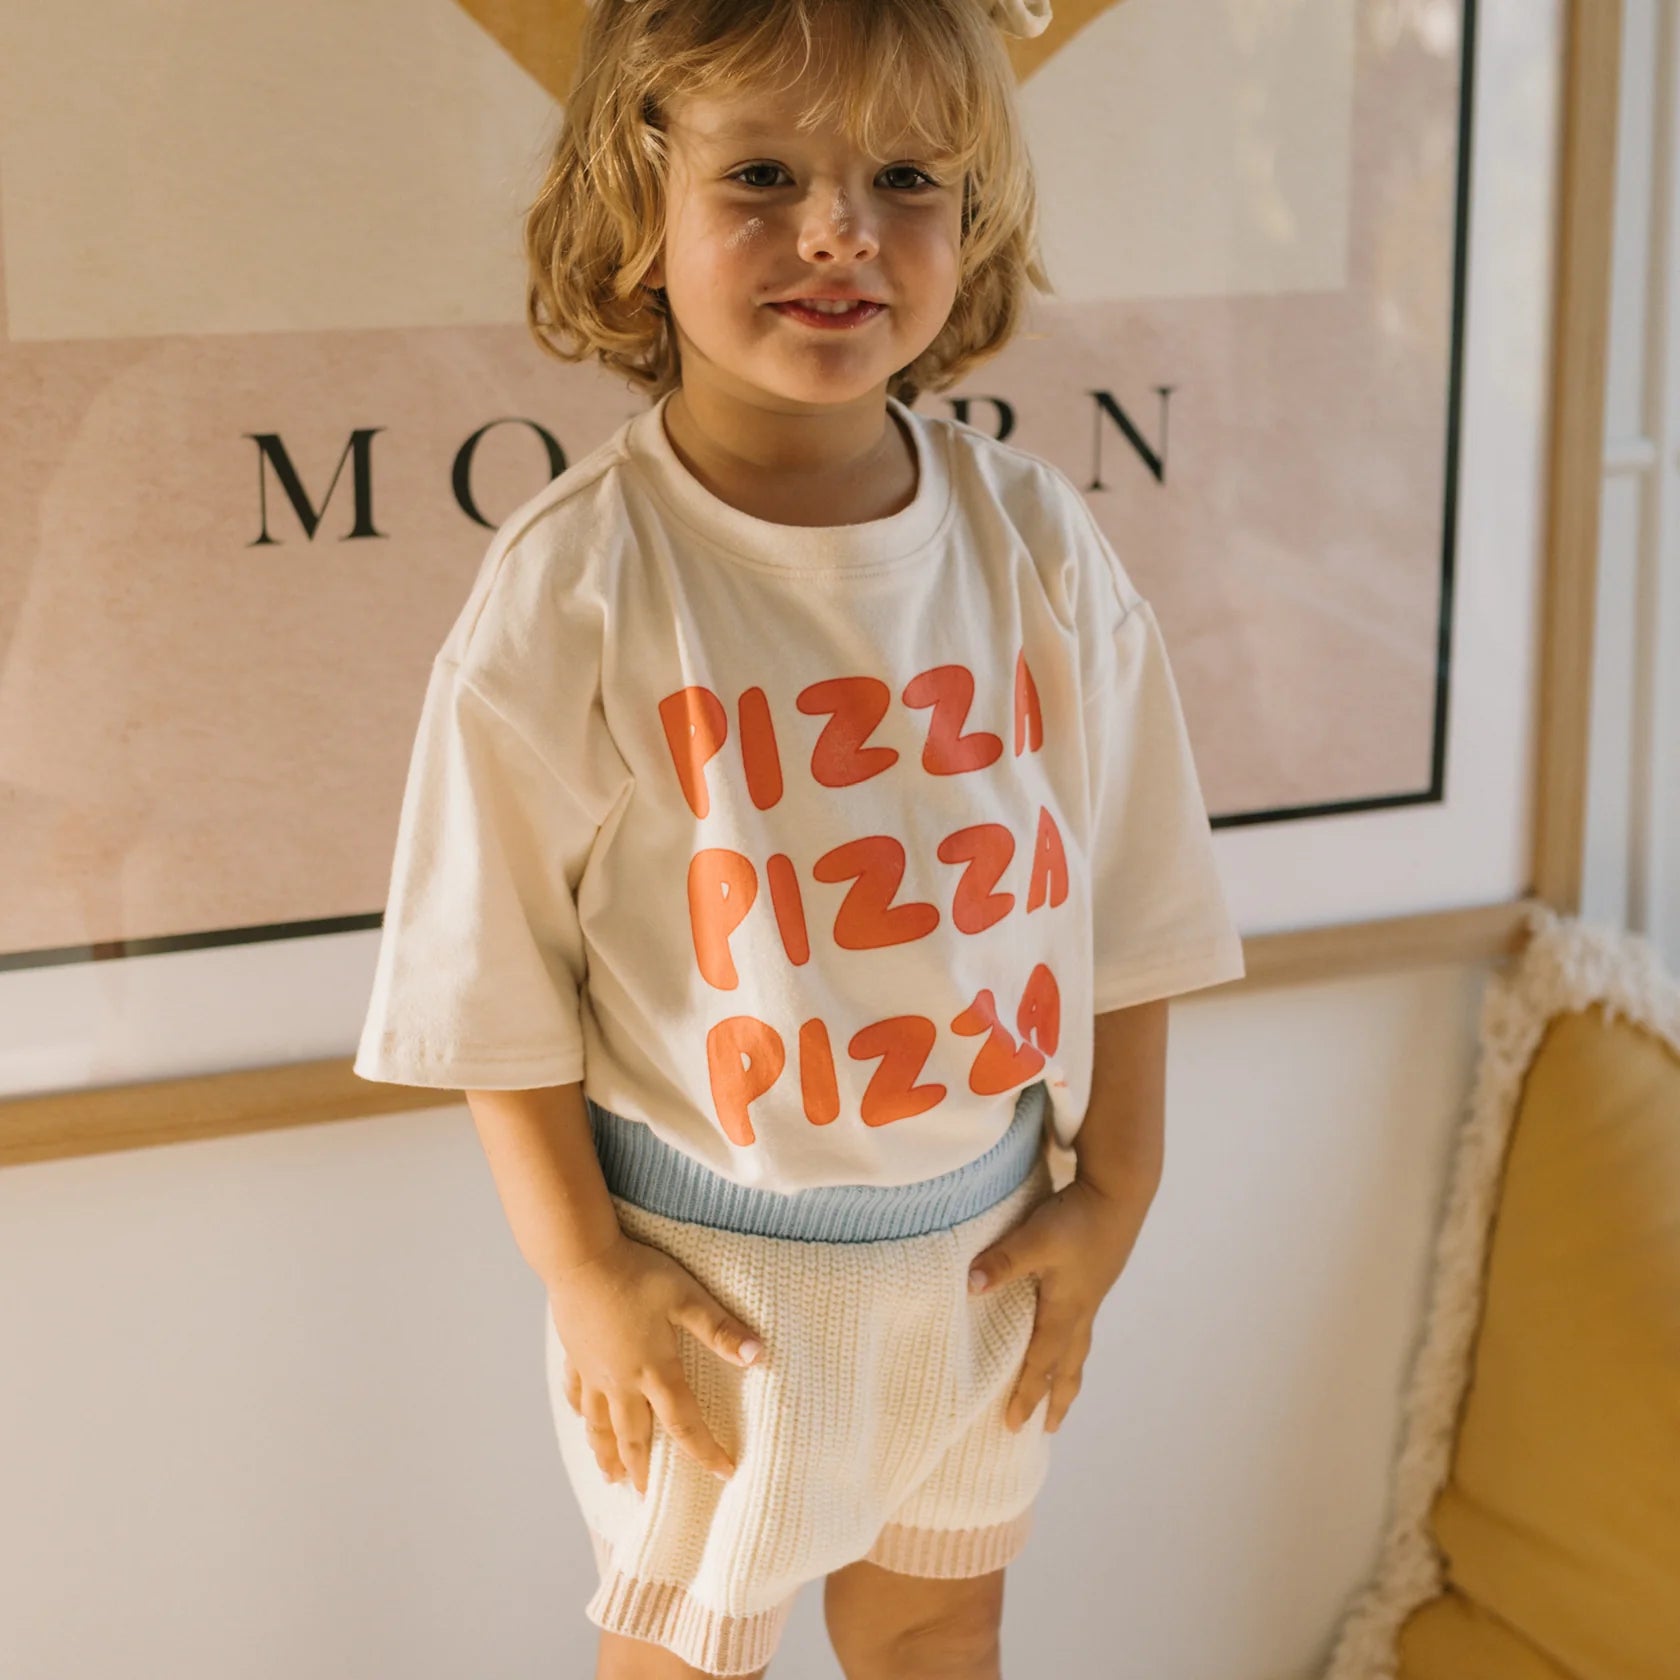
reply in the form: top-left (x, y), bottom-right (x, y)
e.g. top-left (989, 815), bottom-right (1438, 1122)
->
top-left (596, 1626), bottom-right (772, 1679)
top-left (822, 1559), bottom-right (1006, 1680)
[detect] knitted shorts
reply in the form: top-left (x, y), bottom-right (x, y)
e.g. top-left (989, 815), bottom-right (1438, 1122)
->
top-left (543, 1080), bottom-right (1058, 1677)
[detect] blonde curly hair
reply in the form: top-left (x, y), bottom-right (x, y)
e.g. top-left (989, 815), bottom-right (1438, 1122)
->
top-left (522, 0), bottom-right (1054, 408)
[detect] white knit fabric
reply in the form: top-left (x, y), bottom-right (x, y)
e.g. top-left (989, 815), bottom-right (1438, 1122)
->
top-left (544, 1152), bottom-right (1058, 1675)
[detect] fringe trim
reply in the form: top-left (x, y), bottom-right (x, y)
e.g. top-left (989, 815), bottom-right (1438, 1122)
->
top-left (1319, 906), bottom-right (1680, 1680)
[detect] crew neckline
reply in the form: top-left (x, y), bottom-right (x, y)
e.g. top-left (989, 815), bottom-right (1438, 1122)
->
top-left (624, 387), bottom-right (951, 574)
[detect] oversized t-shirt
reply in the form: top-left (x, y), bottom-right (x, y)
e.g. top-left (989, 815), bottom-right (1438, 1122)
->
top-left (353, 387), bottom-right (1245, 1191)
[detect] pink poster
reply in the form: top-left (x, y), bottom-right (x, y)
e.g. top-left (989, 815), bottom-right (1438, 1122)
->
top-left (0, 0), bottom-right (1471, 970)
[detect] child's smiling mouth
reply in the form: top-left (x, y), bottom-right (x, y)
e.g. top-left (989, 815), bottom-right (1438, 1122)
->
top-left (767, 300), bottom-right (887, 329)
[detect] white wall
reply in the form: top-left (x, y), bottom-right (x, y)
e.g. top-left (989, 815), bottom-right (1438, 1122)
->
top-left (0, 964), bottom-right (1489, 1680)
top-left (4, 6), bottom-right (1674, 1679)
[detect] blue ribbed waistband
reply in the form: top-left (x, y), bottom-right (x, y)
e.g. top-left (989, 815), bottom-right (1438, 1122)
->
top-left (586, 1080), bottom-right (1048, 1241)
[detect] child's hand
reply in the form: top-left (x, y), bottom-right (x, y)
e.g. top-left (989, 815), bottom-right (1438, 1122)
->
top-left (549, 1233), bottom-right (763, 1495)
top-left (966, 1167), bottom-right (1160, 1434)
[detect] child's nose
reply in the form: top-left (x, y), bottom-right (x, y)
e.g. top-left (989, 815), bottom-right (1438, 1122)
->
top-left (796, 204), bottom-right (880, 260)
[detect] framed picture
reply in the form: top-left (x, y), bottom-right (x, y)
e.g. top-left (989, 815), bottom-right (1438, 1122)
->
top-left (0, 0), bottom-right (1617, 1163)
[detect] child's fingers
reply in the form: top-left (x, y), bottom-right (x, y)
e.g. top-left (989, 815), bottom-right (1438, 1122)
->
top-left (563, 1356), bottom-right (583, 1415)
top-left (1045, 1366), bottom-right (1084, 1432)
top-left (1005, 1362), bottom-right (1055, 1432)
top-left (608, 1388), bottom-right (655, 1495)
top-left (582, 1388), bottom-right (628, 1482)
top-left (1006, 1301), bottom-right (1082, 1430)
top-left (1008, 1306), bottom-right (1094, 1430)
top-left (1045, 1324), bottom-right (1093, 1430)
top-left (672, 1286), bottom-right (763, 1371)
top-left (643, 1363), bottom-right (738, 1481)
top-left (1005, 1324), bottom-right (1063, 1430)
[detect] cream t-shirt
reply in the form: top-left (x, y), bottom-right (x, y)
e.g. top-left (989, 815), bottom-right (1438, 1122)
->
top-left (354, 388), bottom-right (1245, 1191)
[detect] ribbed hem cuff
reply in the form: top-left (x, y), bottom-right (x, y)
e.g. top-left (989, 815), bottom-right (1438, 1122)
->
top-left (584, 1528), bottom-right (796, 1677)
top-left (864, 1506), bottom-right (1037, 1576)
top-left (582, 1507), bottom-right (1036, 1674)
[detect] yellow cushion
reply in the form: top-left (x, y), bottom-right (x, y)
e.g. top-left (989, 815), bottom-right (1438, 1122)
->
top-left (1398, 1002), bottom-right (1680, 1680)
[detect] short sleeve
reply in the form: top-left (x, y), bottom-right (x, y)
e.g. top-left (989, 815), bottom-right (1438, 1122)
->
top-left (353, 655), bottom-right (598, 1090)
top-left (1082, 579), bottom-right (1246, 1014)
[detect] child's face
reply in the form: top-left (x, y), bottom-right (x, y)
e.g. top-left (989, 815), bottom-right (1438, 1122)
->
top-left (645, 84), bottom-right (964, 412)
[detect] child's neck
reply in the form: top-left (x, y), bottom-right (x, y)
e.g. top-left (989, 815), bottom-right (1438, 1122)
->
top-left (662, 389), bottom-right (918, 528)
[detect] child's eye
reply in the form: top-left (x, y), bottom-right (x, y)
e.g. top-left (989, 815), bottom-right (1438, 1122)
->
top-left (883, 164), bottom-right (941, 191)
top-left (727, 163), bottom-right (939, 191)
top-left (727, 163), bottom-right (785, 189)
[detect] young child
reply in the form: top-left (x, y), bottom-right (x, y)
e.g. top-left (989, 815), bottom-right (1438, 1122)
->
top-left (354, 0), bottom-right (1244, 1674)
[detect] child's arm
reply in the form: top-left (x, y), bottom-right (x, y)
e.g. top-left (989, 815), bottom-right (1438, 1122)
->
top-left (1072, 998), bottom-right (1169, 1205)
top-left (971, 998), bottom-right (1170, 1436)
top-left (464, 1084), bottom-right (624, 1288)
